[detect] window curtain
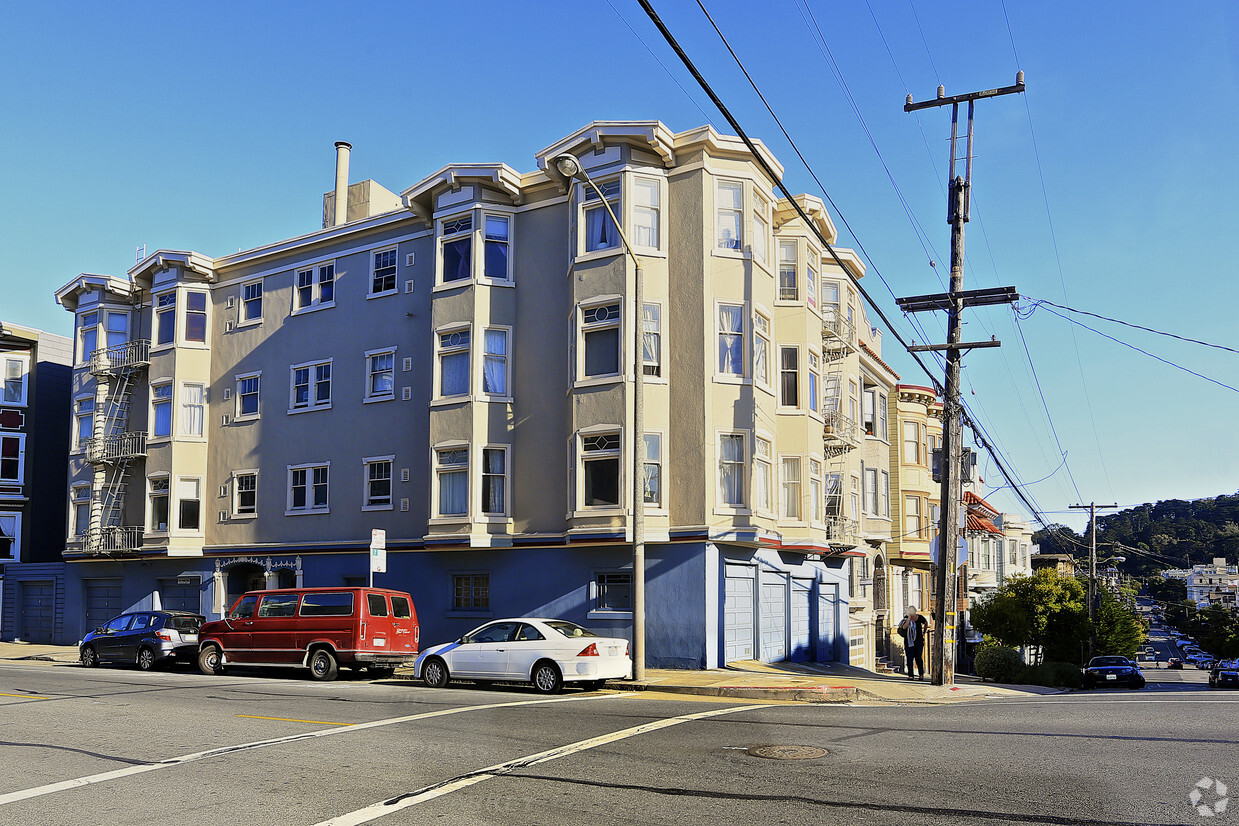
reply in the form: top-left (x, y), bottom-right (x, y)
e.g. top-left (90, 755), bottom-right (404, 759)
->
top-left (719, 435), bottom-right (743, 505)
top-left (718, 306), bottom-right (743, 374)
top-left (443, 237), bottom-right (471, 281)
top-left (483, 449), bottom-right (505, 513)
top-left (371, 355), bottom-right (394, 396)
top-left (180, 385), bottom-right (203, 436)
top-left (641, 305), bottom-right (660, 368)
top-left (585, 205), bottom-right (616, 250)
top-left (441, 351), bottom-right (469, 396)
top-left (753, 461), bottom-right (770, 511)
top-left (483, 330), bottom-right (507, 394)
top-left (440, 470), bottom-right (467, 515)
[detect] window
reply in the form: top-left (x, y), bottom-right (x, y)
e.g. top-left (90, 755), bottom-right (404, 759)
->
top-left (149, 477), bottom-right (170, 532)
top-left (881, 470), bottom-right (890, 519)
top-left (155, 294), bottom-right (176, 346)
top-left (185, 292), bottom-right (207, 342)
top-left (441, 216), bottom-right (472, 282)
top-left (3, 355), bottom-right (28, 405)
top-left (808, 352), bottom-right (820, 414)
top-left (1009, 540), bottom-right (1018, 565)
top-left (0, 512), bottom-right (19, 559)
top-left (752, 192), bottom-right (769, 265)
top-left (70, 484), bottom-right (91, 536)
top-left (295, 263), bottom-right (335, 311)
top-left (905, 496), bottom-right (923, 539)
top-left (596, 572), bottom-right (632, 612)
top-left (809, 459), bottom-right (822, 523)
top-left (642, 304), bottom-right (661, 378)
top-left (716, 180), bottom-right (743, 250)
top-left (825, 473), bottom-right (842, 517)
top-left (74, 397), bottom-right (94, 450)
top-left (848, 380), bottom-right (859, 427)
top-left (862, 388), bottom-right (886, 437)
top-left (372, 248), bottom-right (398, 294)
top-left (484, 216), bottom-right (511, 280)
top-left (151, 383), bottom-right (173, 438)
top-left (482, 329), bottom-right (509, 395)
top-left (581, 433), bottom-right (620, 508)
top-left (102, 310), bottom-right (127, 351)
top-left (753, 437), bottom-right (772, 513)
top-left (364, 458), bottom-right (393, 510)
top-left (778, 241), bottom-right (798, 301)
top-left (436, 448), bottom-right (468, 516)
top-left (904, 421), bottom-right (922, 464)
top-left (366, 349), bottom-right (395, 401)
top-left (581, 303), bottom-right (620, 379)
top-left (437, 329), bottom-right (471, 397)
top-left (806, 264), bottom-right (818, 310)
top-left (717, 304), bottom-right (744, 376)
top-left (850, 475), bottom-right (860, 519)
top-left (180, 383), bottom-right (204, 437)
top-left (643, 433), bottom-right (662, 507)
top-left (242, 281), bottom-right (263, 322)
top-left (981, 538), bottom-right (992, 569)
top-left (78, 312), bottom-right (99, 362)
top-left (781, 457), bottom-right (802, 520)
top-left (583, 179), bottom-right (620, 253)
top-left (291, 360), bottom-right (332, 411)
top-left (779, 347), bottom-right (799, 407)
top-left (0, 434), bottom-right (24, 483)
top-left (753, 313), bottom-right (770, 388)
top-left (633, 177), bottom-right (660, 249)
top-left (863, 466), bottom-right (879, 516)
top-left (234, 472), bottom-right (257, 517)
top-left (878, 392), bottom-right (888, 440)
top-left (482, 447), bottom-right (508, 515)
top-left (289, 464), bottom-right (329, 513)
top-left (718, 433), bottom-right (745, 507)
top-left (236, 374), bottom-right (260, 418)
top-left (822, 281), bottom-right (841, 322)
top-left (453, 573), bottom-right (489, 610)
top-left (177, 478), bottom-right (201, 531)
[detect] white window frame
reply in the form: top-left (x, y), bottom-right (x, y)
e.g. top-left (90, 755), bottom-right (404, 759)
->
top-left (289, 359), bottom-right (332, 413)
top-left (808, 352), bottom-right (820, 417)
top-left (293, 262), bottom-right (336, 314)
top-left (577, 178), bottom-right (622, 258)
top-left (434, 444), bottom-right (469, 519)
top-left (2, 353), bottom-right (30, 407)
top-left (777, 240), bottom-right (798, 302)
top-left (642, 432), bottom-right (663, 510)
top-left (179, 382), bottom-right (205, 439)
top-left (240, 279), bottom-right (263, 325)
top-left (881, 470), bottom-right (891, 519)
top-left (0, 511), bottom-right (20, 560)
top-left (183, 291), bottom-right (209, 345)
top-left (481, 445), bottom-right (510, 518)
top-left (154, 293), bottom-right (177, 349)
top-left (147, 474), bottom-right (171, 534)
top-left (780, 455), bottom-right (803, 522)
top-left (483, 213), bottom-right (513, 282)
top-left (175, 476), bottom-right (203, 534)
top-left (150, 381), bottom-right (174, 440)
top-left (438, 213), bottom-right (474, 285)
top-left (578, 430), bottom-right (623, 512)
top-left (77, 311), bottom-right (99, 364)
top-left (70, 484), bottom-right (91, 537)
top-left (863, 465), bottom-right (879, 516)
top-left (715, 301), bottom-right (746, 381)
top-left (905, 494), bottom-right (923, 539)
top-left (715, 178), bottom-right (745, 252)
top-left (631, 175), bottom-right (662, 252)
top-left (435, 325), bottom-right (472, 400)
top-left (362, 456), bottom-right (395, 512)
top-left (641, 302), bottom-right (663, 380)
top-left (577, 300), bottom-right (622, 384)
top-left (0, 433), bottom-right (25, 484)
top-left (370, 247), bottom-right (399, 297)
top-left (809, 458), bottom-right (823, 525)
top-left (752, 435), bottom-right (773, 516)
top-left (232, 470), bottom-right (258, 519)
top-left (779, 345), bottom-right (800, 409)
top-left (482, 327), bottom-right (511, 398)
top-left (72, 395), bottom-right (94, 453)
top-left (752, 191), bottom-right (770, 267)
top-left (716, 430), bottom-right (748, 513)
top-left (287, 462), bottom-right (330, 515)
top-left (752, 311), bottom-right (771, 391)
top-left (235, 372), bottom-right (261, 420)
top-left (365, 347), bottom-right (396, 403)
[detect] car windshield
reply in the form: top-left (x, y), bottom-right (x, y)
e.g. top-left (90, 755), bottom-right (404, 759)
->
top-left (167, 615), bottom-right (204, 632)
top-left (1089, 657), bottom-right (1129, 667)
top-left (544, 620), bottom-right (600, 639)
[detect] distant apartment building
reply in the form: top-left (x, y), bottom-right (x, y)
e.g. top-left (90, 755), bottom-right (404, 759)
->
top-left (0, 321), bottom-right (72, 642)
top-left (1186, 557), bottom-right (1237, 607)
top-left (50, 121), bottom-right (912, 666)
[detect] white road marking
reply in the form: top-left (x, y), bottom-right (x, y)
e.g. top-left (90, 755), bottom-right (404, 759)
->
top-left (0, 693), bottom-right (616, 806)
top-left (316, 703), bottom-right (775, 825)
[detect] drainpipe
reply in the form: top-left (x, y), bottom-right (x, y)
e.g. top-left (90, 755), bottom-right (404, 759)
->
top-left (333, 141), bottom-right (351, 227)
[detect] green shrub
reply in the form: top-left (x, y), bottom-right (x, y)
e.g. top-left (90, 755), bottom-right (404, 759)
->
top-left (974, 645), bottom-right (1024, 683)
top-left (1019, 661), bottom-right (1083, 688)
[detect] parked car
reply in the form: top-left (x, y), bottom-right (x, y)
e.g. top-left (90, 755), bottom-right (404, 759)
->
top-left (1185, 653), bottom-right (1213, 666)
top-left (415, 618), bottom-right (631, 694)
top-left (1166, 657), bottom-right (1183, 669)
top-left (80, 610), bottom-right (204, 671)
top-left (1082, 656), bottom-right (1145, 689)
top-left (1209, 660), bottom-right (1239, 689)
top-left (1196, 658), bottom-right (1216, 670)
top-left (197, 587), bottom-right (418, 681)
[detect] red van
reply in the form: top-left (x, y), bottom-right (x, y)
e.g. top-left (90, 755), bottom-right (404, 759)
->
top-left (197, 587), bottom-right (419, 681)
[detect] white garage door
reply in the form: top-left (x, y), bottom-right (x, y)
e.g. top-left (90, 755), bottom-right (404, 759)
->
top-left (759, 571), bottom-right (787, 663)
top-left (789, 578), bottom-right (812, 661)
top-left (723, 564), bottom-right (755, 663)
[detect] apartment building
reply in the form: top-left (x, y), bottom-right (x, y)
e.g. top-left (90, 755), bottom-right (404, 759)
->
top-left (1186, 557), bottom-right (1237, 607)
top-left (0, 322), bottom-right (72, 642)
top-left (50, 121), bottom-right (903, 666)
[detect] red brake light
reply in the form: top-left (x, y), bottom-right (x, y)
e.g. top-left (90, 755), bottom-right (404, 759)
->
top-left (626, 642), bottom-right (630, 657)
top-left (577, 643), bottom-right (599, 657)
top-left (156, 632), bottom-right (172, 642)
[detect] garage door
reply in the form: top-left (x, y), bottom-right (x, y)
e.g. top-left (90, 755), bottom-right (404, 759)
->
top-left (789, 578), bottom-right (812, 661)
top-left (723, 564), bottom-right (755, 663)
top-left (20, 581), bottom-right (55, 643)
top-left (159, 578), bottom-right (201, 613)
top-left (84, 580), bottom-right (122, 636)
top-left (759, 571), bottom-right (787, 663)
top-left (817, 582), bottom-right (838, 662)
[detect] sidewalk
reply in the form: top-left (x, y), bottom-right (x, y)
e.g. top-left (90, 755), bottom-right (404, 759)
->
top-left (0, 640), bottom-right (1058, 704)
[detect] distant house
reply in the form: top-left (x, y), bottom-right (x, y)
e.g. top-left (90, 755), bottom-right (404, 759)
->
top-left (1031, 553), bottom-right (1076, 576)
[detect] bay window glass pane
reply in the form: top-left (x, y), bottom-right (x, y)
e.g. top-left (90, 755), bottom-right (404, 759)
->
top-left (484, 216), bottom-right (509, 280)
top-left (718, 305), bottom-right (743, 375)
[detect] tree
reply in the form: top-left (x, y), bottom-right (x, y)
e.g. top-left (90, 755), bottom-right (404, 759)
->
top-left (1094, 587), bottom-right (1144, 658)
top-left (1186, 606), bottom-right (1239, 660)
top-left (1032, 524), bottom-right (1082, 559)
top-left (970, 569), bottom-right (1091, 663)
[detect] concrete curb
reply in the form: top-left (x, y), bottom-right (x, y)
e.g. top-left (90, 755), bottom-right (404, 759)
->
top-left (621, 682), bottom-right (862, 703)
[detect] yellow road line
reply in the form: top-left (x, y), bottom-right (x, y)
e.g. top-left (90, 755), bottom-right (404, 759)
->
top-left (0, 692), bottom-right (49, 700)
top-left (237, 714), bottom-right (351, 726)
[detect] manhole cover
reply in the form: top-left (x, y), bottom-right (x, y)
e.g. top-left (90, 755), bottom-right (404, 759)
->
top-left (746, 745), bottom-right (829, 760)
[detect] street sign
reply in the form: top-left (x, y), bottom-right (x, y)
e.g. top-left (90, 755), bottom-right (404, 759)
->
top-left (370, 528), bottom-right (386, 574)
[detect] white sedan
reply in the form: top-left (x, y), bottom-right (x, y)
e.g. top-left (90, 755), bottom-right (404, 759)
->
top-left (414, 618), bottom-right (631, 694)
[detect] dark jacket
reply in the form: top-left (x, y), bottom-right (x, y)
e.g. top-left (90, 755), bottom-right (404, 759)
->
top-left (897, 614), bottom-right (929, 650)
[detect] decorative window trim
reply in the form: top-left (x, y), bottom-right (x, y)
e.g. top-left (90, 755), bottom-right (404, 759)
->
top-left (641, 431), bottom-right (665, 512)
top-left (151, 291), bottom-right (177, 352)
top-left (630, 174), bottom-right (665, 254)
top-left (574, 428), bottom-right (623, 515)
top-left (0, 433), bottom-right (26, 485)
top-left (288, 358), bottom-right (333, 414)
top-left (751, 433), bottom-right (774, 517)
top-left (433, 443), bottom-right (469, 519)
top-left (149, 381), bottom-right (174, 442)
top-left (147, 473), bottom-right (171, 534)
top-left (2, 353), bottom-right (30, 407)
top-left (291, 262), bottom-right (336, 315)
top-left (573, 177), bottom-right (624, 262)
top-left (286, 462), bottom-right (330, 515)
top-left (69, 484), bottom-right (91, 539)
top-left (779, 454), bottom-right (805, 525)
top-left (576, 298), bottom-right (623, 385)
top-left (182, 291), bottom-right (209, 347)
top-left (433, 324), bottom-right (472, 402)
top-left (714, 429), bottom-right (750, 515)
top-left (714, 300), bottom-right (748, 384)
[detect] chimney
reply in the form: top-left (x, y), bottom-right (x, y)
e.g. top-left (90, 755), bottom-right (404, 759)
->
top-left (333, 141), bottom-right (352, 226)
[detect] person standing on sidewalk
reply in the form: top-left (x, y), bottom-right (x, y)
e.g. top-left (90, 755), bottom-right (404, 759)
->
top-left (897, 605), bottom-right (929, 681)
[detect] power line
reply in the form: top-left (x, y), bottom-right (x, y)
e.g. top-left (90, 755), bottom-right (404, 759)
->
top-left (1024, 297), bottom-right (1239, 355)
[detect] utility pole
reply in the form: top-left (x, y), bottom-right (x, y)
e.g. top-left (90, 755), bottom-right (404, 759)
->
top-left (897, 74), bottom-right (1025, 686)
top-left (1070, 502), bottom-right (1117, 659)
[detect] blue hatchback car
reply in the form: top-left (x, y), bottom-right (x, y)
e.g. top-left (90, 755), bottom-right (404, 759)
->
top-left (79, 610), bottom-right (204, 671)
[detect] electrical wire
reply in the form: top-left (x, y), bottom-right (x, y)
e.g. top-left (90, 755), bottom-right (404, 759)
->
top-left (1023, 297), bottom-right (1239, 355)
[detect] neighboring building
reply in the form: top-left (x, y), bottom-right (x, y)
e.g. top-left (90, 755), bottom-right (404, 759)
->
top-left (1186, 557), bottom-right (1237, 607)
top-left (0, 321), bottom-right (72, 642)
top-left (50, 121), bottom-right (899, 665)
top-left (1030, 553), bottom-right (1076, 576)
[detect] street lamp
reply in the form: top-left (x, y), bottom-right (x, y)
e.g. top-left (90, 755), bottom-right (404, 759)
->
top-left (552, 153), bottom-right (647, 681)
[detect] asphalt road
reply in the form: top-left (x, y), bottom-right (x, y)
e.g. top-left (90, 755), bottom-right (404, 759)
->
top-left (0, 660), bottom-right (1234, 826)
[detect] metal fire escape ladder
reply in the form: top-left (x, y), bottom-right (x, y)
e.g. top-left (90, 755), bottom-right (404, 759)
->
top-left (821, 313), bottom-right (860, 550)
top-left (85, 340), bottom-right (149, 555)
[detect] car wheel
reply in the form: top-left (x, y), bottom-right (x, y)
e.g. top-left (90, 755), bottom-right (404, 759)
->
top-left (198, 645), bottom-right (225, 676)
top-left (422, 657), bottom-right (450, 688)
top-left (80, 646), bottom-right (99, 668)
top-left (531, 661), bottom-right (563, 695)
top-left (136, 647), bottom-right (157, 672)
top-left (308, 649), bottom-right (339, 682)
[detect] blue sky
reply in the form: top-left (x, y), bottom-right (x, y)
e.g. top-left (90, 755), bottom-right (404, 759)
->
top-left (2, 1), bottom-right (1236, 531)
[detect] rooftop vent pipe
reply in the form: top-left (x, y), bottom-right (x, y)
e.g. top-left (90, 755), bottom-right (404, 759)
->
top-left (333, 141), bottom-right (352, 226)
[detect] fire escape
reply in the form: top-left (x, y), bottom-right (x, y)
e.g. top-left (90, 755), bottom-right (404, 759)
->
top-left (83, 338), bottom-right (149, 555)
top-left (821, 309), bottom-right (860, 551)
